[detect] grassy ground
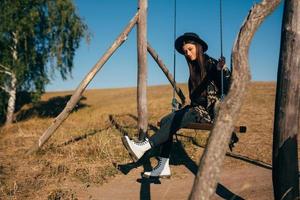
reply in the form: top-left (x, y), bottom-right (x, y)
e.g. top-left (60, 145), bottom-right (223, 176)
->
top-left (0, 82), bottom-right (285, 199)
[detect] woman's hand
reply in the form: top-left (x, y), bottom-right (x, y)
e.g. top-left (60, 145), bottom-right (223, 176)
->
top-left (217, 56), bottom-right (226, 70)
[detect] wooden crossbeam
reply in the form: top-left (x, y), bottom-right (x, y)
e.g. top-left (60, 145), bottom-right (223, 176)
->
top-left (157, 121), bottom-right (247, 133)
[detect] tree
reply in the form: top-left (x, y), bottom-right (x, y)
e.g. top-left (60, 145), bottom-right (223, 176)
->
top-left (189, 0), bottom-right (281, 199)
top-left (272, 0), bottom-right (299, 199)
top-left (0, 0), bottom-right (88, 125)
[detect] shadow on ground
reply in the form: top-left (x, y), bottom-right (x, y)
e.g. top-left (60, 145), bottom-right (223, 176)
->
top-left (109, 114), bottom-right (244, 200)
top-left (57, 126), bottom-right (110, 148)
top-left (16, 95), bottom-right (88, 122)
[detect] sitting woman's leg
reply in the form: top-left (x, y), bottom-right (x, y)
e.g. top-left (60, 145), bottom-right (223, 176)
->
top-left (122, 105), bottom-right (214, 178)
top-left (149, 106), bottom-right (199, 147)
top-left (122, 106), bottom-right (200, 162)
top-left (143, 136), bottom-right (173, 178)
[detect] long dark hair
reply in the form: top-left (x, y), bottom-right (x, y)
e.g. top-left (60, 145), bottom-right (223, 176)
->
top-left (184, 42), bottom-right (206, 90)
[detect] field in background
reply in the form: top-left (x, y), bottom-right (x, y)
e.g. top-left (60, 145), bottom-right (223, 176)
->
top-left (0, 82), bottom-right (286, 199)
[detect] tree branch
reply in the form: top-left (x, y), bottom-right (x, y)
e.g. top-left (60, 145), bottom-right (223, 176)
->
top-left (189, 0), bottom-right (281, 199)
top-left (0, 69), bottom-right (13, 77)
top-left (0, 63), bottom-right (13, 93)
top-left (0, 64), bottom-right (13, 77)
top-left (0, 85), bottom-right (9, 93)
top-left (0, 63), bottom-right (11, 72)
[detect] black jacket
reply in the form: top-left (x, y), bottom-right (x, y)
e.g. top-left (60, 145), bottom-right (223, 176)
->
top-left (188, 54), bottom-right (231, 107)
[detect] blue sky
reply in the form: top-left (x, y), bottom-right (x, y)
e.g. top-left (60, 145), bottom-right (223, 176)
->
top-left (46, 0), bottom-right (284, 91)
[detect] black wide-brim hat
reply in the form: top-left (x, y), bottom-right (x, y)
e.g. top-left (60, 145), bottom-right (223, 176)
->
top-left (175, 32), bottom-right (208, 54)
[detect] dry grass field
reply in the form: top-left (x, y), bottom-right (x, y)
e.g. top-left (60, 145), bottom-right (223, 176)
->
top-left (0, 81), bottom-right (297, 199)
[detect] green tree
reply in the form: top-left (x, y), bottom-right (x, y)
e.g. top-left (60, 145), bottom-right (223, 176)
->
top-left (0, 0), bottom-right (88, 125)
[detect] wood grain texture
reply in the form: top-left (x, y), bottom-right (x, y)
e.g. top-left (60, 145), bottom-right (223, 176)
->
top-left (137, 0), bottom-right (148, 140)
top-left (272, 0), bottom-right (300, 199)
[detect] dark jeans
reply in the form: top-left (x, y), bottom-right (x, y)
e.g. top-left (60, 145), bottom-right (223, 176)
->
top-left (149, 106), bottom-right (200, 158)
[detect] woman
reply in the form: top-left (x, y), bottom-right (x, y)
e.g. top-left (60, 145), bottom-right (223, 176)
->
top-left (122, 32), bottom-right (232, 178)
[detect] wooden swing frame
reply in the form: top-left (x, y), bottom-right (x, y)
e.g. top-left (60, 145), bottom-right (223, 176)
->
top-left (28, 0), bottom-right (300, 199)
top-left (29, 0), bottom-right (248, 153)
top-left (157, 121), bottom-right (247, 133)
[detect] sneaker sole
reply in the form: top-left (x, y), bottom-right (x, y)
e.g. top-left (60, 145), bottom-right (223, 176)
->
top-left (142, 173), bottom-right (171, 179)
top-left (121, 136), bottom-right (139, 162)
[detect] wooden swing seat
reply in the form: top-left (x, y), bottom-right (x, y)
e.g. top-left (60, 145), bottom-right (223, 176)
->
top-left (157, 121), bottom-right (247, 133)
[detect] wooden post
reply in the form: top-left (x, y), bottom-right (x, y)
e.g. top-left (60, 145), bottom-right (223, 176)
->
top-left (28, 12), bottom-right (139, 153)
top-left (147, 42), bottom-right (186, 106)
top-left (272, 0), bottom-right (300, 199)
top-left (137, 0), bottom-right (148, 140)
top-left (189, 1), bottom-right (281, 199)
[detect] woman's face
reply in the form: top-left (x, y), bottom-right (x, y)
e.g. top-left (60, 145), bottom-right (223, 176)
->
top-left (183, 43), bottom-right (197, 61)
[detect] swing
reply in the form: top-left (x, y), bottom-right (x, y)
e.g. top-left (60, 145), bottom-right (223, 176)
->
top-left (157, 121), bottom-right (247, 133)
top-left (158, 0), bottom-right (247, 135)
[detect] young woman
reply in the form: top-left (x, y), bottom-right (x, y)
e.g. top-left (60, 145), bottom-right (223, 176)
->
top-left (122, 32), bottom-right (232, 178)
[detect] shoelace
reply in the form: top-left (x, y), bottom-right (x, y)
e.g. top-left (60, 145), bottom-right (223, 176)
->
top-left (153, 158), bottom-right (163, 170)
top-left (134, 138), bottom-right (149, 146)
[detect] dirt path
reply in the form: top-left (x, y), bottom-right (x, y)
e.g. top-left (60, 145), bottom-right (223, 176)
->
top-left (73, 163), bottom-right (273, 200)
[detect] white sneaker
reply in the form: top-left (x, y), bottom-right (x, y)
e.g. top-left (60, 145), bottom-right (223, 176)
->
top-left (143, 157), bottom-right (171, 178)
top-left (121, 136), bottom-right (151, 162)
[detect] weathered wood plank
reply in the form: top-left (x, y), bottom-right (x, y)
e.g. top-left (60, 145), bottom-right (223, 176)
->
top-left (272, 0), bottom-right (300, 199)
top-left (157, 121), bottom-right (246, 133)
top-left (137, 0), bottom-right (148, 140)
top-left (28, 12), bottom-right (139, 154)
